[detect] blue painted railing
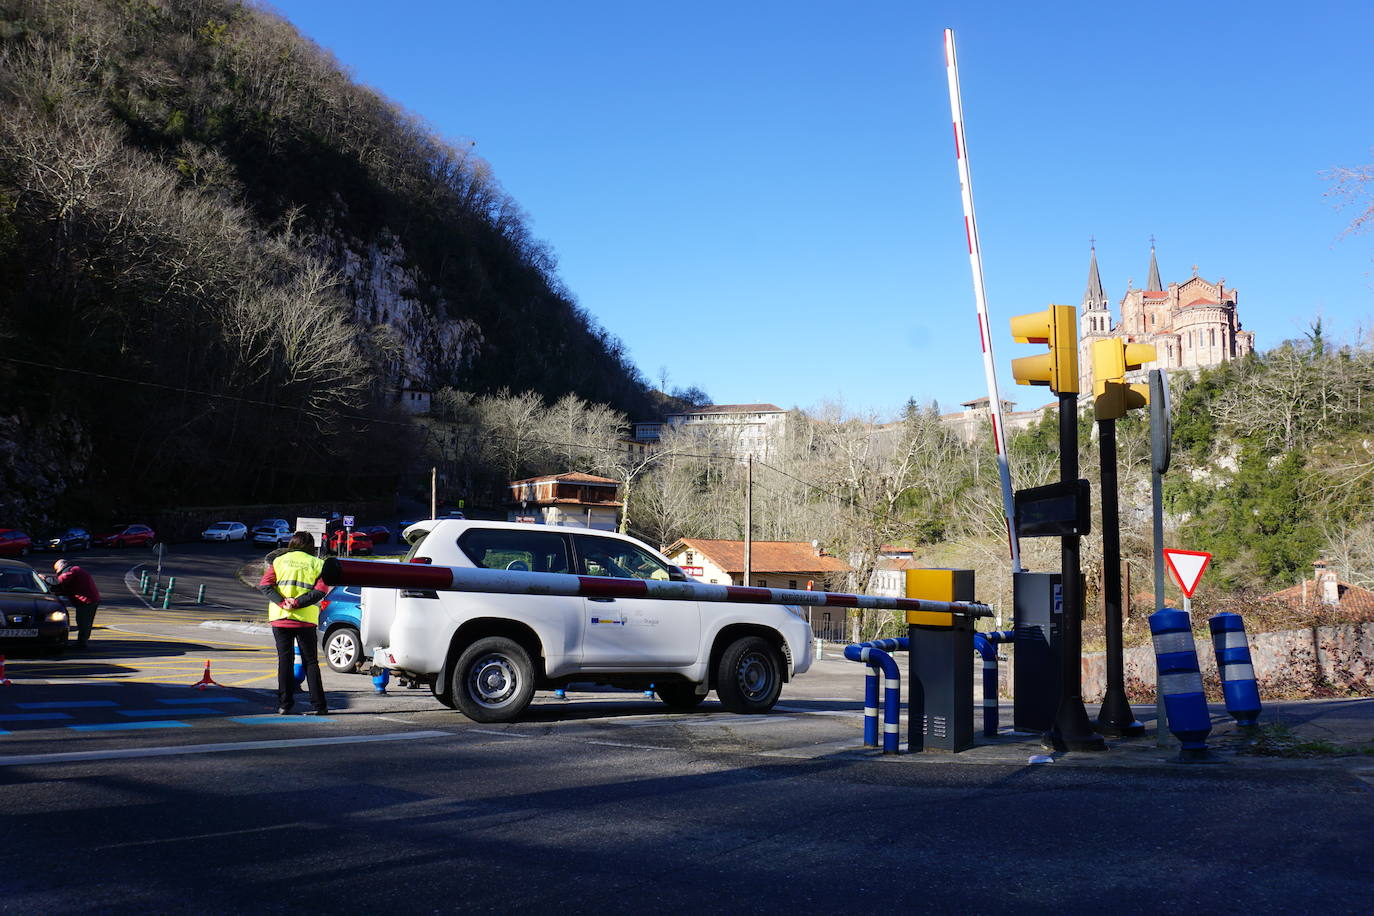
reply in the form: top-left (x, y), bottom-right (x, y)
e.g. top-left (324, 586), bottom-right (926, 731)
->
top-left (843, 638), bottom-right (906, 754)
top-left (972, 630), bottom-right (1014, 737)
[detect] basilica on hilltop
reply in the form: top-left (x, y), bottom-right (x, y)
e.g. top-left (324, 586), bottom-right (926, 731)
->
top-left (1076, 241), bottom-right (1255, 393)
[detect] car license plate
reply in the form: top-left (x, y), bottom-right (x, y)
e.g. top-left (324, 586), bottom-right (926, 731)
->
top-left (1, 629), bottom-right (39, 637)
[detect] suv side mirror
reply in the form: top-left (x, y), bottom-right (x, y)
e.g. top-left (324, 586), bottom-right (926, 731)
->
top-left (667, 566), bottom-right (690, 582)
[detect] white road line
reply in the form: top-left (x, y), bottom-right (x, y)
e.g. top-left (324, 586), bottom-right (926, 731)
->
top-left (583, 739), bottom-right (674, 751)
top-left (773, 706), bottom-right (859, 718)
top-left (0, 730), bottom-right (452, 767)
top-left (467, 728), bottom-right (535, 739)
top-left (97, 821), bottom-right (307, 850)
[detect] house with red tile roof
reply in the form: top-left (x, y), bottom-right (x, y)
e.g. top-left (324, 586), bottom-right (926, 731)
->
top-left (507, 472), bottom-right (622, 531)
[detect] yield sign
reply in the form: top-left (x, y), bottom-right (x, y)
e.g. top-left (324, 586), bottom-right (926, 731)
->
top-left (1163, 549), bottom-right (1212, 598)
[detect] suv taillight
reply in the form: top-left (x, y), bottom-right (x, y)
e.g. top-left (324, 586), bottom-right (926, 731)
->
top-left (409, 556), bottom-right (432, 564)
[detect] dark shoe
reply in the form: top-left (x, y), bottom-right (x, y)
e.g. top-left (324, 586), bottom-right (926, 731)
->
top-left (304, 708), bottom-right (329, 716)
top-left (276, 707), bottom-right (293, 715)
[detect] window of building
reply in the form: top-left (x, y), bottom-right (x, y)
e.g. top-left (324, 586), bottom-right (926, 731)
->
top-left (1210, 328), bottom-right (1216, 347)
top-left (789, 579), bottom-right (797, 589)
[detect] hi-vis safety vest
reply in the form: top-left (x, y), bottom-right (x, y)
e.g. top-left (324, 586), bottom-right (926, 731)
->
top-left (268, 550), bottom-right (327, 625)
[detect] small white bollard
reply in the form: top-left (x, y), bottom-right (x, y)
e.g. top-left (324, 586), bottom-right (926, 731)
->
top-left (813, 637), bottom-right (824, 659)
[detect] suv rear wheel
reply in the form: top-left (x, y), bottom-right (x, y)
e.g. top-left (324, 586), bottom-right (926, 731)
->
top-left (715, 636), bottom-right (783, 714)
top-left (452, 637), bottom-right (535, 723)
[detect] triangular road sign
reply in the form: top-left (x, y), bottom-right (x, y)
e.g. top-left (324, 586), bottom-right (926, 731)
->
top-left (1163, 549), bottom-right (1212, 598)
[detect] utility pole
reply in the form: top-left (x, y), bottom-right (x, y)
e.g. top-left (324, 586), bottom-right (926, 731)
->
top-left (743, 454), bottom-right (753, 587)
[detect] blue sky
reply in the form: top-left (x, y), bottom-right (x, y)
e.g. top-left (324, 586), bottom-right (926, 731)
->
top-left (267, 0), bottom-right (1374, 419)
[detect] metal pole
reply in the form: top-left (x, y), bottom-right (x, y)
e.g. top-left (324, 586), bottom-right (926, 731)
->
top-left (943, 28), bottom-right (1022, 573)
top-left (1096, 417), bottom-right (1144, 737)
top-left (430, 466), bottom-right (437, 520)
top-left (743, 454), bottom-right (753, 587)
top-left (1045, 392), bottom-right (1105, 752)
top-left (1150, 368), bottom-right (1172, 747)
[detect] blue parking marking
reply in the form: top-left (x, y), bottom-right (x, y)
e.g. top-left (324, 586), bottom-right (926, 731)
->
top-left (70, 721), bottom-right (191, 731)
top-left (226, 716), bottom-right (336, 725)
top-left (118, 708), bottom-right (224, 717)
top-left (0, 713), bottom-right (73, 722)
top-left (0, 729), bottom-right (8, 736)
top-left (156, 697), bottom-right (249, 705)
top-left (16, 701), bottom-right (120, 710)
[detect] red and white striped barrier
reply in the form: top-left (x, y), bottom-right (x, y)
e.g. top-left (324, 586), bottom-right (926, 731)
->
top-left (321, 557), bottom-right (994, 618)
top-left (944, 28), bottom-right (1022, 573)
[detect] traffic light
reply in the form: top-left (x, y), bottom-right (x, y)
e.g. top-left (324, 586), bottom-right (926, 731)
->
top-left (1009, 305), bottom-right (1078, 394)
top-left (1091, 337), bottom-right (1155, 419)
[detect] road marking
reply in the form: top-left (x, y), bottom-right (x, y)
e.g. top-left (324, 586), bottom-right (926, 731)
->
top-left (97, 820), bottom-right (308, 851)
top-left (0, 729), bottom-right (451, 766)
top-left (16, 701), bottom-right (120, 710)
top-left (377, 715), bottom-right (421, 725)
top-left (119, 708), bottom-right (226, 717)
top-left (0, 713), bottom-right (73, 722)
top-left (71, 721), bottom-right (191, 731)
top-left (773, 705), bottom-right (860, 718)
top-left (468, 728), bottom-right (534, 739)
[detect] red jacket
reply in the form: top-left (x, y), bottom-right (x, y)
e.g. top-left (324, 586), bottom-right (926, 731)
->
top-left (57, 565), bottom-right (101, 606)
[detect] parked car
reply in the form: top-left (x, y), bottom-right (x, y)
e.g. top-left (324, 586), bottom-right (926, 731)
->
top-left (201, 521), bottom-right (248, 542)
top-left (326, 529), bottom-right (372, 556)
top-left (37, 527), bottom-right (91, 552)
top-left (363, 520), bottom-right (813, 723)
top-left (358, 525), bottom-right (391, 545)
top-left (93, 524), bottom-right (156, 548)
top-left (0, 557), bottom-right (68, 651)
top-left (251, 519), bottom-right (292, 546)
top-left (318, 585), bottom-right (364, 673)
top-left (0, 529), bottom-right (34, 557)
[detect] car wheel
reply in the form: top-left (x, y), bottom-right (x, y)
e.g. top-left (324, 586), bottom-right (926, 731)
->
top-left (656, 682), bottom-right (707, 709)
top-left (714, 636), bottom-right (783, 714)
top-left (324, 626), bottom-right (363, 673)
top-left (431, 679), bottom-right (457, 709)
top-left (451, 637), bottom-right (535, 723)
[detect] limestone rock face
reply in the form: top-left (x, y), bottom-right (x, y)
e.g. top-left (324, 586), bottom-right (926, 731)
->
top-left (0, 410), bottom-right (91, 528)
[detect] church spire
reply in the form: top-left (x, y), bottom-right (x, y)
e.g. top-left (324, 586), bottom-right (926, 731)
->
top-left (1146, 237), bottom-right (1163, 292)
top-left (1083, 240), bottom-right (1106, 308)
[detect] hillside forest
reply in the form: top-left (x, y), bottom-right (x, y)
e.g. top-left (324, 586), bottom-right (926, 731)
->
top-left (0, 0), bottom-right (677, 521)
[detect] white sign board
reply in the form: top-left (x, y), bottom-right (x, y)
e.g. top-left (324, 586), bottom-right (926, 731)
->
top-left (1163, 549), bottom-right (1211, 598)
top-left (296, 516), bottom-right (327, 537)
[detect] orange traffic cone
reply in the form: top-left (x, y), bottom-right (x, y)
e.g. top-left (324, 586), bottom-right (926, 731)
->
top-left (0, 654), bottom-right (11, 686)
top-left (191, 659), bottom-right (224, 689)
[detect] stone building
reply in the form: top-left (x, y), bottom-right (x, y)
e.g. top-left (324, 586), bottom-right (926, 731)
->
top-left (1077, 243), bottom-right (1255, 393)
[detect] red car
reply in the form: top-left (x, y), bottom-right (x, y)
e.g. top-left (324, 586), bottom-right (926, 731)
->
top-left (0, 529), bottom-right (33, 557)
top-left (326, 529), bottom-right (373, 555)
top-left (93, 524), bottom-right (157, 548)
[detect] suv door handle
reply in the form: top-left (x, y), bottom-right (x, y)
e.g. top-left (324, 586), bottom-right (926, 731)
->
top-left (588, 597), bottom-right (616, 603)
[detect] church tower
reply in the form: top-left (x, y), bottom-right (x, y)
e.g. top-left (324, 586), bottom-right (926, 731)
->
top-left (1078, 242), bottom-right (1113, 394)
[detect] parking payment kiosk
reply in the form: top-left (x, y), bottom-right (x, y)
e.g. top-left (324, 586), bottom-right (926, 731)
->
top-left (905, 569), bottom-right (976, 752)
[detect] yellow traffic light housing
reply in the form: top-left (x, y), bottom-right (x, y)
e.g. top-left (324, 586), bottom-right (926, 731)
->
top-left (1009, 305), bottom-right (1078, 394)
top-left (1091, 338), bottom-right (1155, 419)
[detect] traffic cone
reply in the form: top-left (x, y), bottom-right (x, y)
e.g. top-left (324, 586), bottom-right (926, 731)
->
top-left (191, 659), bottom-right (224, 689)
top-left (0, 655), bottom-right (11, 686)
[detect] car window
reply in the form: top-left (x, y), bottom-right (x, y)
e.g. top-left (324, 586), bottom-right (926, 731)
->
top-left (0, 569), bottom-right (42, 593)
top-left (459, 529), bottom-right (570, 574)
top-left (573, 535), bottom-right (671, 580)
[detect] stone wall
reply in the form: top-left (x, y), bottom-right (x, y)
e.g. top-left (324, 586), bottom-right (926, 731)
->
top-left (1000, 622), bottom-right (1374, 701)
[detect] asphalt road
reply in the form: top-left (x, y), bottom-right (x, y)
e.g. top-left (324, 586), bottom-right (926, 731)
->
top-left (1, 545), bottom-right (1371, 913)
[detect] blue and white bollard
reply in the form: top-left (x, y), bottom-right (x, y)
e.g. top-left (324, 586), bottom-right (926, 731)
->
top-left (1209, 613), bottom-right (1262, 727)
top-left (843, 638), bottom-right (905, 754)
top-left (972, 631), bottom-right (1013, 737)
top-left (371, 667), bottom-right (389, 695)
top-left (1149, 608), bottom-right (1213, 761)
top-left (293, 644), bottom-right (305, 687)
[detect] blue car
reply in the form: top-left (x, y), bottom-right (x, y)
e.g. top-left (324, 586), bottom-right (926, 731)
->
top-left (318, 585), bottom-right (364, 673)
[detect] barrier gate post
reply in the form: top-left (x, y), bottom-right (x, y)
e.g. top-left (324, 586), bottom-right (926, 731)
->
top-left (906, 569), bottom-right (976, 752)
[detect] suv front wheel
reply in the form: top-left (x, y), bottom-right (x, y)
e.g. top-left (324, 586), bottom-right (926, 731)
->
top-left (452, 637), bottom-right (536, 723)
top-left (715, 636), bottom-right (783, 714)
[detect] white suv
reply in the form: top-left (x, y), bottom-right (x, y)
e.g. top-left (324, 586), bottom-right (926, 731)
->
top-left (363, 520), bottom-right (813, 722)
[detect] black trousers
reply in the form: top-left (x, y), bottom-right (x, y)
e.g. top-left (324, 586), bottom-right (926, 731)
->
top-left (273, 625), bottom-right (326, 712)
top-left (74, 603), bottom-right (99, 645)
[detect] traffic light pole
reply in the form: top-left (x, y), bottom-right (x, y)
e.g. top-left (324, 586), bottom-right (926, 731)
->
top-left (1095, 417), bottom-right (1145, 738)
top-left (1045, 393), bottom-right (1106, 752)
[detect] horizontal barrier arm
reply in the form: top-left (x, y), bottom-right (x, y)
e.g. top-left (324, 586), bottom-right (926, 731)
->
top-left (322, 558), bottom-right (994, 617)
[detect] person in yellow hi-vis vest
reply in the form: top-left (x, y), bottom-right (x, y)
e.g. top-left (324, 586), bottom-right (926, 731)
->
top-left (256, 531), bottom-right (329, 715)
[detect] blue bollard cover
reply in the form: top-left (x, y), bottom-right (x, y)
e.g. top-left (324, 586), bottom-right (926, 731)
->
top-left (1150, 608), bottom-right (1211, 750)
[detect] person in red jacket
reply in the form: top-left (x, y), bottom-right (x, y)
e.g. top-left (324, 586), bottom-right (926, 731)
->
top-left (54, 558), bottom-right (102, 648)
